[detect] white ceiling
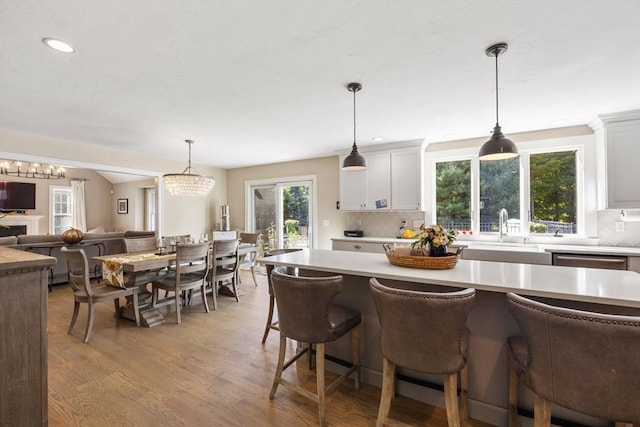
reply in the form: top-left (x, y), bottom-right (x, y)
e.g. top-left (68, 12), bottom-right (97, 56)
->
top-left (1, 1), bottom-right (639, 170)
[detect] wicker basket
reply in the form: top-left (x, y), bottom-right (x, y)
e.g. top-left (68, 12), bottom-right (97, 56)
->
top-left (384, 249), bottom-right (459, 270)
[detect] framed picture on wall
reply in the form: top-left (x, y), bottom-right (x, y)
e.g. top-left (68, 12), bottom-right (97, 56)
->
top-left (117, 198), bottom-right (128, 214)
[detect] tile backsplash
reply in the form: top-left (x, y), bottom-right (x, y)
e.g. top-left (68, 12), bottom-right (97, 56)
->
top-left (597, 209), bottom-right (640, 247)
top-left (346, 209), bottom-right (640, 247)
top-left (345, 212), bottom-right (427, 238)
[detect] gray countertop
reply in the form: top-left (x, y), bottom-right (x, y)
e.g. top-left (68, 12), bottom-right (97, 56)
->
top-left (331, 236), bottom-right (640, 256)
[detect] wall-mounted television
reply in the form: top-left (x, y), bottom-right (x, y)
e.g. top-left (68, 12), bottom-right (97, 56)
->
top-left (0, 181), bottom-right (36, 211)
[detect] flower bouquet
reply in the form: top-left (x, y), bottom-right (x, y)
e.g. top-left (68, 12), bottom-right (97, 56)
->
top-left (410, 224), bottom-right (458, 257)
top-left (385, 224), bottom-right (460, 269)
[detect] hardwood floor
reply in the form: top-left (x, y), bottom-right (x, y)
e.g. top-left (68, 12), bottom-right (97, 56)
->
top-left (47, 270), bottom-right (494, 427)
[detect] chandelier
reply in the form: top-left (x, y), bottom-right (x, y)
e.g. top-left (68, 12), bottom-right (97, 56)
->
top-left (0, 160), bottom-right (66, 179)
top-left (163, 139), bottom-right (215, 197)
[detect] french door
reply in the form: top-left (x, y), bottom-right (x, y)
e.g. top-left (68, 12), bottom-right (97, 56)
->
top-left (247, 177), bottom-right (315, 251)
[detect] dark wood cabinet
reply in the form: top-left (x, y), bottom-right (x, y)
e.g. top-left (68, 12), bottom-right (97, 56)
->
top-left (0, 247), bottom-right (55, 426)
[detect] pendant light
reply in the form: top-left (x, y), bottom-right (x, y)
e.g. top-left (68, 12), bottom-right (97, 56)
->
top-left (478, 43), bottom-right (519, 160)
top-left (342, 82), bottom-right (367, 170)
top-left (163, 139), bottom-right (216, 197)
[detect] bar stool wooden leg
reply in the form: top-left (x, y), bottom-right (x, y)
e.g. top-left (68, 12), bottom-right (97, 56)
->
top-left (533, 394), bottom-right (551, 427)
top-left (307, 342), bottom-right (314, 370)
top-left (508, 357), bottom-right (521, 427)
top-left (443, 372), bottom-right (461, 427)
top-left (316, 343), bottom-right (326, 427)
top-left (351, 323), bottom-right (361, 389)
top-left (262, 295), bottom-right (275, 344)
top-left (376, 357), bottom-right (395, 427)
top-left (270, 334), bottom-right (287, 399)
top-left (460, 364), bottom-right (469, 421)
top-left (250, 264), bottom-right (258, 286)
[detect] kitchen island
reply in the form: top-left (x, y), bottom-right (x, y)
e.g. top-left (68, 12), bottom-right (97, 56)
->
top-left (0, 246), bottom-right (56, 426)
top-left (260, 249), bottom-right (640, 427)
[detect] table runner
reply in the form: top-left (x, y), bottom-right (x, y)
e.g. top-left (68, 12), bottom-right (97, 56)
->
top-left (102, 253), bottom-right (158, 288)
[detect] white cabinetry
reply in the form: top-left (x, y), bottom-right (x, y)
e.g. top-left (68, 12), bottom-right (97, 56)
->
top-left (339, 152), bottom-right (390, 210)
top-left (595, 110), bottom-right (640, 209)
top-left (332, 240), bottom-right (387, 254)
top-left (339, 140), bottom-right (425, 211)
top-left (391, 148), bottom-right (424, 210)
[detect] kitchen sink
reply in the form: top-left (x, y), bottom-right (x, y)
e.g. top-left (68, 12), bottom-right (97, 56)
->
top-left (461, 242), bottom-right (551, 265)
top-left (466, 242), bottom-right (543, 252)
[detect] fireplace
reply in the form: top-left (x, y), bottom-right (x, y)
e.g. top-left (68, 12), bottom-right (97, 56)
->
top-left (0, 215), bottom-right (43, 235)
top-left (0, 225), bottom-right (27, 237)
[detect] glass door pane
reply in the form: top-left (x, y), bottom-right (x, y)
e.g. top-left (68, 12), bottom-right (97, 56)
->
top-left (249, 180), bottom-right (313, 250)
top-left (281, 183), bottom-right (311, 249)
top-left (252, 185), bottom-right (277, 251)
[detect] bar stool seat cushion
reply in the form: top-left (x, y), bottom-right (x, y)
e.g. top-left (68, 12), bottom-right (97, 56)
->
top-left (327, 303), bottom-right (361, 338)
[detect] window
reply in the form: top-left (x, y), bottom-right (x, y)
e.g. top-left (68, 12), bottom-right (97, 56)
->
top-left (529, 151), bottom-right (577, 234)
top-left (431, 148), bottom-right (580, 236)
top-left (480, 157), bottom-right (520, 233)
top-left (435, 160), bottom-right (471, 231)
top-left (50, 186), bottom-right (72, 234)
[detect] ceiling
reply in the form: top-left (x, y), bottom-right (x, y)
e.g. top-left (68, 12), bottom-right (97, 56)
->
top-left (1, 1), bottom-right (639, 170)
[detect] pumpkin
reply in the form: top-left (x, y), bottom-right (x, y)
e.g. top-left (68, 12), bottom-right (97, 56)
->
top-left (410, 246), bottom-right (428, 257)
top-left (62, 227), bottom-right (84, 245)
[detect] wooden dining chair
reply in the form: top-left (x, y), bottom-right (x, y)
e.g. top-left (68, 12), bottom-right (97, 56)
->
top-left (61, 246), bottom-right (140, 343)
top-left (207, 239), bottom-right (240, 308)
top-left (239, 232), bottom-right (260, 286)
top-left (123, 236), bottom-right (156, 253)
top-left (123, 236), bottom-right (165, 293)
top-left (150, 242), bottom-right (210, 324)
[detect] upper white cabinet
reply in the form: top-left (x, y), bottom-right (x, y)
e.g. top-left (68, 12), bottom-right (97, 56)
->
top-left (594, 110), bottom-right (640, 209)
top-left (339, 140), bottom-right (425, 211)
top-left (391, 148), bottom-right (424, 210)
top-left (339, 151), bottom-right (391, 210)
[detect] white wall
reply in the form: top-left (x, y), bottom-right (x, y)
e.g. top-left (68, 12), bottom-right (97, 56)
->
top-left (0, 129), bottom-right (227, 237)
top-left (0, 168), bottom-right (113, 234)
top-left (227, 156), bottom-right (344, 250)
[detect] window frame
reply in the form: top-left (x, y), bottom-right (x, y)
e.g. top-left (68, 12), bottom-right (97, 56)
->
top-left (49, 185), bottom-right (73, 235)
top-left (426, 135), bottom-right (591, 239)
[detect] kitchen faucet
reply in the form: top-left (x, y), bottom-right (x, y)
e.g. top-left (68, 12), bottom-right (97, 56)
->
top-left (498, 208), bottom-right (508, 243)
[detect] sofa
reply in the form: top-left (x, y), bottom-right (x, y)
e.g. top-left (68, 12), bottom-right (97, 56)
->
top-left (0, 231), bottom-right (156, 286)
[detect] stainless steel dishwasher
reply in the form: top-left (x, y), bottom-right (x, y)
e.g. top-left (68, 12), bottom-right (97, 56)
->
top-left (552, 253), bottom-right (628, 270)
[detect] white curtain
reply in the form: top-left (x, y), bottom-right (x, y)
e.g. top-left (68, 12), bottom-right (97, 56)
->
top-left (71, 179), bottom-right (87, 232)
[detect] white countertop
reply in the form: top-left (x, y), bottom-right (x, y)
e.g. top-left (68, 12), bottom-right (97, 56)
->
top-left (331, 236), bottom-right (640, 256)
top-left (261, 249), bottom-right (640, 308)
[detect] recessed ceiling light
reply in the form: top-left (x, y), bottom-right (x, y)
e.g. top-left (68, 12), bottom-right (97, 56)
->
top-left (42, 38), bottom-right (75, 53)
top-left (372, 137), bottom-right (383, 142)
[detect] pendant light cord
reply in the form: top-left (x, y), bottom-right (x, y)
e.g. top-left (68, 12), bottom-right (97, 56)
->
top-left (495, 51), bottom-right (499, 125)
top-left (353, 86), bottom-right (357, 146)
top-left (186, 139), bottom-right (193, 173)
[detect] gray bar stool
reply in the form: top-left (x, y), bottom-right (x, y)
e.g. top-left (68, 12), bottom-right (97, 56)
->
top-left (369, 278), bottom-right (476, 427)
top-left (507, 293), bottom-right (640, 427)
top-left (269, 266), bottom-right (361, 427)
top-left (260, 248), bottom-right (302, 344)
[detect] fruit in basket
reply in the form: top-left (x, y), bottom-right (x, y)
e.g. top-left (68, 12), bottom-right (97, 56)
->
top-left (402, 229), bottom-right (416, 239)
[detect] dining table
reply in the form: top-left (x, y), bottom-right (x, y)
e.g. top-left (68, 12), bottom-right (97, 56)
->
top-left (92, 243), bottom-right (258, 327)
